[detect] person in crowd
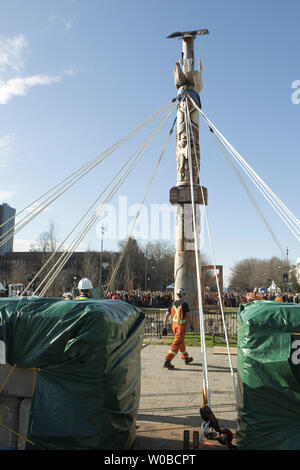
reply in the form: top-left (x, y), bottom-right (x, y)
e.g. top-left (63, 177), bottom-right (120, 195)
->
top-left (162, 288), bottom-right (193, 370)
top-left (63, 292), bottom-right (73, 300)
top-left (105, 289), bottom-right (173, 307)
top-left (76, 278), bottom-right (93, 300)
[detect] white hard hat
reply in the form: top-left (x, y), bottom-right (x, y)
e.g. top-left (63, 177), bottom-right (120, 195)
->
top-left (78, 278), bottom-right (93, 290)
top-left (176, 288), bottom-right (185, 296)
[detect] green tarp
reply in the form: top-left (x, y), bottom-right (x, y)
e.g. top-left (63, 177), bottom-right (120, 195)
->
top-left (0, 297), bottom-right (145, 450)
top-left (237, 300), bottom-right (300, 450)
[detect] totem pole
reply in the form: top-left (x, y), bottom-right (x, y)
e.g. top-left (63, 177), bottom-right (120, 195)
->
top-left (168, 30), bottom-right (209, 323)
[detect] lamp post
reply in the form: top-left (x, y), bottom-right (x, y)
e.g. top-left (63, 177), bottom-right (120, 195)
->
top-left (99, 225), bottom-right (104, 297)
top-left (285, 247), bottom-right (289, 292)
top-left (144, 250), bottom-right (148, 290)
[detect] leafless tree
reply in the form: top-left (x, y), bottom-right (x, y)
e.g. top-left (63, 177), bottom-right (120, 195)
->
top-left (81, 250), bottom-right (99, 288)
top-left (228, 256), bottom-right (292, 292)
top-left (37, 220), bottom-right (58, 253)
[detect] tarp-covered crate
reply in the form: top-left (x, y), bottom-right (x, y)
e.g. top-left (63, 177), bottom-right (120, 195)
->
top-left (237, 300), bottom-right (300, 450)
top-left (0, 297), bottom-right (145, 450)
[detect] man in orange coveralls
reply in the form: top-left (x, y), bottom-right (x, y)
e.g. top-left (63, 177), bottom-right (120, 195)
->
top-left (162, 288), bottom-right (193, 369)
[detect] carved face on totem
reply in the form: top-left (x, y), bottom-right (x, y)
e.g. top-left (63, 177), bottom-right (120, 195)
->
top-left (177, 132), bottom-right (199, 184)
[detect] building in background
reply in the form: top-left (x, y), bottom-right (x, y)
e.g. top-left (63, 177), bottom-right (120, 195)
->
top-left (0, 203), bottom-right (16, 256)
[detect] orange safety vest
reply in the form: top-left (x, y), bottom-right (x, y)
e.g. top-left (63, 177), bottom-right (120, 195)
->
top-left (170, 304), bottom-right (187, 325)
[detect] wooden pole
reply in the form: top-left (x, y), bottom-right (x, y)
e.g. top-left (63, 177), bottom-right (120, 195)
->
top-left (169, 34), bottom-right (207, 322)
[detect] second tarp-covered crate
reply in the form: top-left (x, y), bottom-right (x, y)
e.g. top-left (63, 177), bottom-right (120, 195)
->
top-left (236, 300), bottom-right (300, 450)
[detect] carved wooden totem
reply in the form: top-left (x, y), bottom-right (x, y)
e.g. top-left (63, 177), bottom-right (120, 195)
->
top-left (169, 36), bottom-right (208, 324)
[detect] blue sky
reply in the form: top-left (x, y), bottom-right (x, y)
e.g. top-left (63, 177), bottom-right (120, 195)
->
top-left (0, 0), bottom-right (299, 284)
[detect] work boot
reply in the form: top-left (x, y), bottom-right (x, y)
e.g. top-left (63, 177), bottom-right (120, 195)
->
top-left (164, 360), bottom-right (175, 370)
top-left (185, 357), bottom-right (193, 365)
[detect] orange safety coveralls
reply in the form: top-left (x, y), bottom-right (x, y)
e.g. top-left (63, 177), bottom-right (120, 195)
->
top-left (165, 303), bottom-right (189, 362)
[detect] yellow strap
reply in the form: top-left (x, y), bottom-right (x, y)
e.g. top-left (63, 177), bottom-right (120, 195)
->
top-left (0, 365), bottom-right (39, 395)
top-left (0, 364), bottom-right (17, 395)
top-left (0, 416), bottom-right (34, 445)
top-left (27, 368), bottom-right (40, 395)
top-left (0, 363), bottom-right (37, 446)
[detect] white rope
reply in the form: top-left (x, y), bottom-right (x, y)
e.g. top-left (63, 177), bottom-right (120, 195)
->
top-left (216, 137), bottom-right (300, 234)
top-left (19, 103), bottom-right (176, 298)
top-left (20, 140), bottom-right (146, 297)
top-left (184, 99), bottom-right (210, 407)
top-left (0, 100), bottom-right (174, 249)
top-left (105, 119), bottom-right (175, 295)
top-left (39, 104), bottom-right (176, 297)
top-left (187, 94), bottom-right (300, 242)
top-left (36, 106), bottom-right (175, 297)
top-left (217, 139), bottom-right (300, 241)
top-left (186, 107), bottom-right (238, 404)
top-left (212, 132), bottom-right (286, 259)
top-left (36, 104), bottom-right (176, 297)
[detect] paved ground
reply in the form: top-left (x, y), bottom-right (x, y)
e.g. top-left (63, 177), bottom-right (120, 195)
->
top-left (133, 345), bottom-right (238, 451)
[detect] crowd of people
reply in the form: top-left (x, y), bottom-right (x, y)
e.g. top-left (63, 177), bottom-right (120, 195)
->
top-left (223, 291), bottom-right (300, 306)
top-left (91, 288), bottom-right (300, 308)
top-left (257, 292), bottom-right (300, 303)
top-left (223, 292), bottom-right (247, 307)
top-left (204, 291), bottom-right (247, 307)
top-left (204, 290), bottom-right (300, 307)
top-left (4, 277), bottom-right (300, 307)
top-left (106, 289), bottom-right (173, 308)
top-left (106, 289), bottom-right (300, 309)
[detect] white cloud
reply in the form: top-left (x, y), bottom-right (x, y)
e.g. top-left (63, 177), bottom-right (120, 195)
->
top-left (0, 134), bottom-right (16, 167)
top-left (64, 17), bottom-right (76, 31)
top-left (47, 15), bottom-right (76, 32)
top-left (0, 34), bottom-right (77, 105)
top-left (0, 34), bottom-right (28, 77)
top-left (0, 74), bottom-right (61, 104)
top-left (49, 15), bottom-right (57, 24)
top-left (63, 66), bottom-right (78, 76)
top-left (0, 190), bottom-right (15, 203)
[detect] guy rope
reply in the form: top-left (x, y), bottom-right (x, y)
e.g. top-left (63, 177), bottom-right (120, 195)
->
top-left (184, 93), bottom-right (236, 448)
